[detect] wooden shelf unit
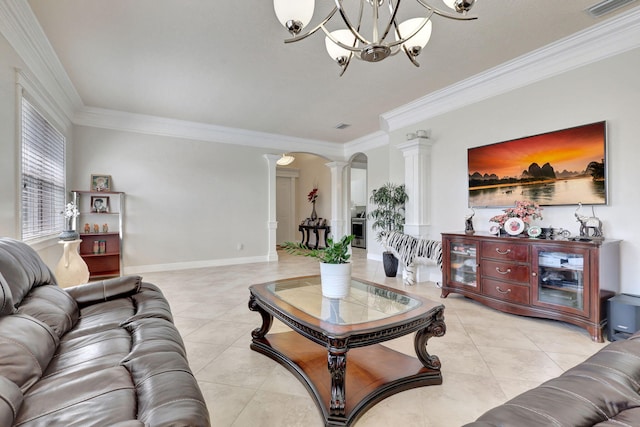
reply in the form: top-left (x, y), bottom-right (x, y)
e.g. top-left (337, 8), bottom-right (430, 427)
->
top-left (71, 191), bottom-right (124, 280)
top-left (441, 232), bottom-right (620, 342)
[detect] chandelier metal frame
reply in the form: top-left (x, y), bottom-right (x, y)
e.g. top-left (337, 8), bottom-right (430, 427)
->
top-left (277, 0), bottom-right (477, 75)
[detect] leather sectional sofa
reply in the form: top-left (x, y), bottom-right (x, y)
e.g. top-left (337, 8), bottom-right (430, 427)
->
top-left (0, 237), bottom-right (210, 426)
top-left (465, 331), bottom-right (640, 426)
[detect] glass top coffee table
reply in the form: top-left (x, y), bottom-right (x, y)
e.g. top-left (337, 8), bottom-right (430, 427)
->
top-left (248, 276), bottom-right (446, 427)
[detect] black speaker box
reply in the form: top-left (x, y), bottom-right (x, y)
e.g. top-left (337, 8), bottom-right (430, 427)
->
top-left (608, 294), bottom-right (640, 341)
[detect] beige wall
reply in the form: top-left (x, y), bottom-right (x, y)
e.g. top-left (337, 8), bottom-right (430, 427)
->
top-left (0, 33), bottom-right (22, 239)
top-left (71, 125), bottom-right (272, 272)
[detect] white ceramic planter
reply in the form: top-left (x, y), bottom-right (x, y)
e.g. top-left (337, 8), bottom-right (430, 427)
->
top-left (320, 262), bottom-right (352, 298)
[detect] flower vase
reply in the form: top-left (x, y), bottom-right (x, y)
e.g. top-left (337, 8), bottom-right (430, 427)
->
top-left (310, 201), bottom-right (318, 221)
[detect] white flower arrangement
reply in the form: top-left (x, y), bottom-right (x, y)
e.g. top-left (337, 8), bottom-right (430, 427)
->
top-left (62, 202), bottom-right (79, 219)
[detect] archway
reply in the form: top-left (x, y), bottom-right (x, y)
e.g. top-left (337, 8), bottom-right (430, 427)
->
top-left (275, 152), bottom-right (332, 247)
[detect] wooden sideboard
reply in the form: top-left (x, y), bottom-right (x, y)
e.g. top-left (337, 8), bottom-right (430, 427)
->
top-left (441, 232), bottom-right (620, 342)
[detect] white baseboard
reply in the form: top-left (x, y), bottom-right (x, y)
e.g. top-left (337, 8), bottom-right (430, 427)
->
top-left (124, 255), bottom-right (270, 275)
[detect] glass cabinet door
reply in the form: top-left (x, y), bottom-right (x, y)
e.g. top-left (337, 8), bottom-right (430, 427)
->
top-left (533, 248), bottom-right (588, 315)
top-left (449, 241), bottom-right (478, 288)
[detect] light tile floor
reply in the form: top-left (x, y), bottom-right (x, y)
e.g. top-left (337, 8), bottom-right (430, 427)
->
top-left (140, 248), bottom-right (609, 427)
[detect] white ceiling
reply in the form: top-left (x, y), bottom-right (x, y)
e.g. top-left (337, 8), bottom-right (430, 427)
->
top-left (22, 0), bottom-right (640, 145)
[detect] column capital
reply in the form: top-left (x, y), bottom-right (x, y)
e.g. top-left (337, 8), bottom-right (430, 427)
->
top-left (325, 161), bottom-right (350, 170)
top-left (397, 137), bottom-right (434, 155)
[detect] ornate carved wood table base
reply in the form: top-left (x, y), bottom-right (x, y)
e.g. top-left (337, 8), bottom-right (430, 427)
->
top-left (249, 276), bottom-right (446, 427)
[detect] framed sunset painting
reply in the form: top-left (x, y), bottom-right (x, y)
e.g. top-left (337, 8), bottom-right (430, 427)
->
top-left (468, 121), bottom-right (607, 208)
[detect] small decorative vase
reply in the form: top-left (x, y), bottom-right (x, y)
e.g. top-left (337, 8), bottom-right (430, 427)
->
top-left (320, 262), bottom-right (351, 298)
top-left (310, 201), bottom-right (318, 221)
top-left (382, 252), bottom-right (399, 277)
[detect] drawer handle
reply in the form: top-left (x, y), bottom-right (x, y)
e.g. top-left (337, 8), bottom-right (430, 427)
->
top-left (495, 248), bottom-right (511, 255)
top-left (495, 286), bottom-right (511, 295)
top-left (495, 267), bottom-right (512, 275)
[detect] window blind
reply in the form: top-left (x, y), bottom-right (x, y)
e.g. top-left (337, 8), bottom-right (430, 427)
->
top-left (21, 97), bottom-right (66, 240)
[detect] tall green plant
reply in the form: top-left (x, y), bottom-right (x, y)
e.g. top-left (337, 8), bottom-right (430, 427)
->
top-left (368, 183), bottom-right (408, 241)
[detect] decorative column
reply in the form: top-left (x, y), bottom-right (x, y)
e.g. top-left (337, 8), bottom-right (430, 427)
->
top-left (397, 132), bottom-right (434, 238)
top-left (264, 154), bottom-right (280, 261)
top-left (397, 132), bottom-right (440, 283)
top-left (325, 161), bottom-right (349, 240)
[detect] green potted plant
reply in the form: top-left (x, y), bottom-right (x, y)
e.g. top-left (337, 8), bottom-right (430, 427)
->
top-left (282, 234), bottom-right (355, 298)
top-left (368, 182), bottom-right (409, 277)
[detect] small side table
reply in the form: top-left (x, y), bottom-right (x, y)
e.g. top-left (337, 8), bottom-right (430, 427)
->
top-left (298, 224), bottom-right (331, 249)
top-left (55, 239), bottom-right (90, 288)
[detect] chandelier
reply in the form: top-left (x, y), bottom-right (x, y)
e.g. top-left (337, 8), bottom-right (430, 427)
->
top-left (273, 0), bottom-right (477, 75)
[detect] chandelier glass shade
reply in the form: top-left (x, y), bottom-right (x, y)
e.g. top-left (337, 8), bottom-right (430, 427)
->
top-left (273, 0), bottom-right (477, 75)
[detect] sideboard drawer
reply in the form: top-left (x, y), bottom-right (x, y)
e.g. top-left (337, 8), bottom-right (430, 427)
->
top-left (481, 241), bottom-right (529, 262)
top-left (482, 278), bottom-right (530, 304)
top-left (482, 260), bottom-right (531, 284)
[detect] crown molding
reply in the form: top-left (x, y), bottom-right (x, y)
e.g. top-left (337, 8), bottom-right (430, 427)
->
top-left (0, 0), bottom-right (83, 126)
top-left (344, 130), bottom-right (389, 156)
top-left (74, 106), bottom-right (345, 158)
top-left (380, 6), bottom-right (640, 132)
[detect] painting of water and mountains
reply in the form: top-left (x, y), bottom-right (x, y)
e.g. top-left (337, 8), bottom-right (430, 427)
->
top-left (468, 121), bottom-right (607, 208)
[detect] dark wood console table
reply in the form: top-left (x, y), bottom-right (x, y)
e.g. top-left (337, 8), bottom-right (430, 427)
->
top-left (299, 224), bottom-right (331, 249)
top-left (249, 276), bottom-right (446, 426)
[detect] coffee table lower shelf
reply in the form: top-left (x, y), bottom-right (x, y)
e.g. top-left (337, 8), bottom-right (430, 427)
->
top-left (251, 331), bottom-right (442, 427)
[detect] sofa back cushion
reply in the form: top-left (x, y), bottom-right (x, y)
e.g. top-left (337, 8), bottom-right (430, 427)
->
top-left (0, 238), bottom-right (57, 307)
top-left (0, 273), bottom-right (14, 316)
top-left (17, 285), bottom-right (79, 338)
top-left (0, 314), bottom-right (58, 393)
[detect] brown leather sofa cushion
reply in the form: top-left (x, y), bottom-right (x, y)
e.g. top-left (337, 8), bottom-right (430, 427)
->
top-left (0, 239), bottom-right (56, 307)
top-left (17, 285), bottom-right (79, 338)
top-left (0, 273), bottom-right (14, 315)
top-left (16, 366), bottom-right (138, 426)
top-left (0, 315), bottom-right (58, 393)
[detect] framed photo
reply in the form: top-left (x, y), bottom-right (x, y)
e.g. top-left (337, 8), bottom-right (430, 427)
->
top-left (91, 196), bottom-right (110, 213)
top-left (91, 174), bottom-right (112, 192)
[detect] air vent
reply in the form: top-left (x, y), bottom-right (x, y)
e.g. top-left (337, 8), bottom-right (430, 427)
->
top-left (335, 123), bottom-right (351, 130)
top-left (586, 0), bottom-right (637, 18)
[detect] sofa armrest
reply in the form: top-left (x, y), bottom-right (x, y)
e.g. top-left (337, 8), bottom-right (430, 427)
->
top-left (65, 275), bottom-right (142, 306)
